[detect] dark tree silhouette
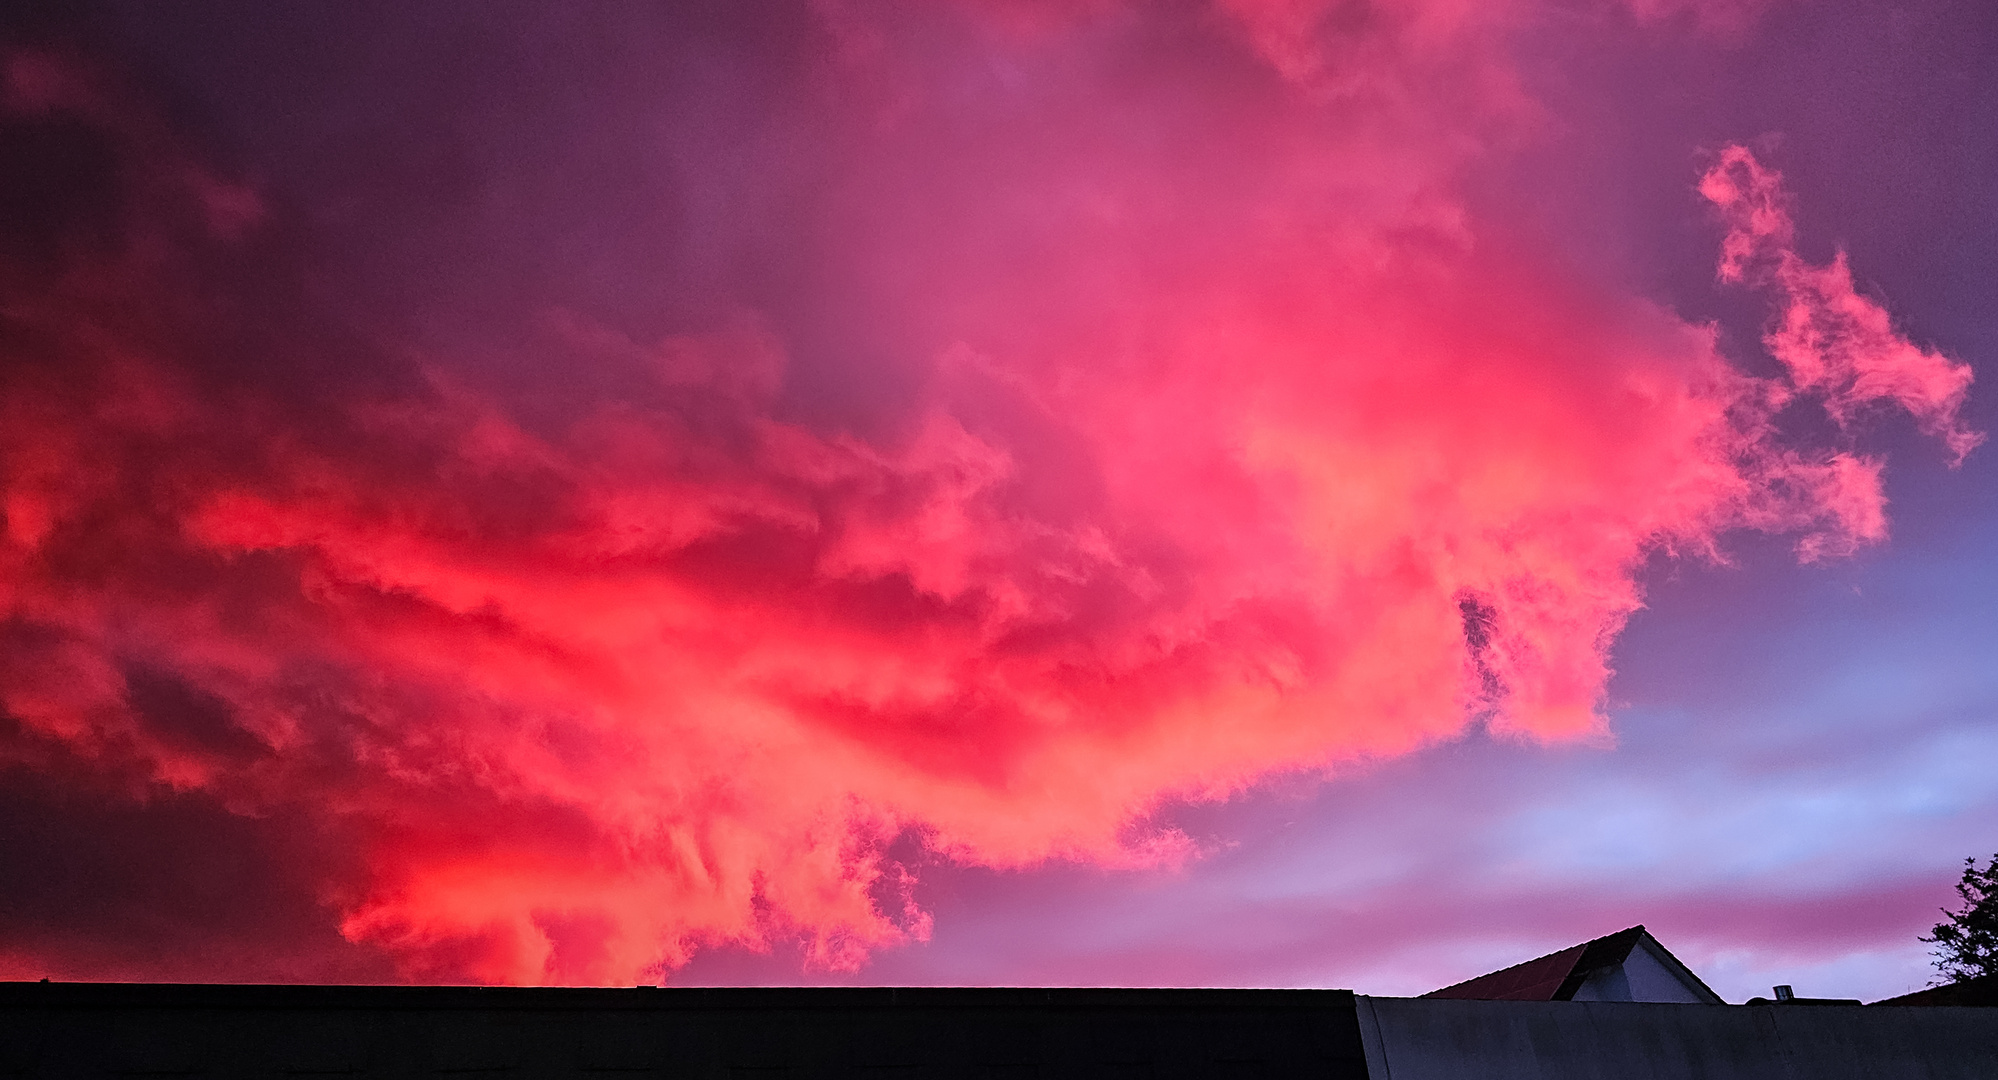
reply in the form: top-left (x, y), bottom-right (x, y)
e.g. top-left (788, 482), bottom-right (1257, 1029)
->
top-left (1923, 854), bottom-right (1998, 983)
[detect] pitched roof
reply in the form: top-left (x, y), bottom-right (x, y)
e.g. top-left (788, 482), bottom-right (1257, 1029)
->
top-left (1423, 925), bottom-right (1723, 1004)
top-left (1871, 973), bottom-right (1998, 1007)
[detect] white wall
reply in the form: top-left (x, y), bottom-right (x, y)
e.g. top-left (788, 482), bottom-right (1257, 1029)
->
top-left (1568, 938), bottom-right (1712, 1003)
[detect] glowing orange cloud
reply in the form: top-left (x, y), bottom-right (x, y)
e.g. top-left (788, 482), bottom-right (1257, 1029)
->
top-left (0, 5), bottom-right (1976, 986)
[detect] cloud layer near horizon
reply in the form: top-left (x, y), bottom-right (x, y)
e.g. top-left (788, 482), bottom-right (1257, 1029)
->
top-left (0, 1), bottom-right (1977, 983)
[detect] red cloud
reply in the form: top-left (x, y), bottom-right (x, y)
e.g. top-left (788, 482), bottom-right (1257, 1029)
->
top-left (0, 9), bottom-right (1977, 986)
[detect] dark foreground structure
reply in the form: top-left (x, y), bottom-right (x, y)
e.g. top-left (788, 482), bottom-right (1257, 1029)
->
top-left (3, 984), bottom-right (1367, 1079)
top-left (4, 980), bottom-right (1997, 1079)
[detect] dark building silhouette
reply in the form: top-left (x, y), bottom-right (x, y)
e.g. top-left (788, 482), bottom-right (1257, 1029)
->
top-left (0, 983), bottom-right (1369, 1078)
top-left (5, 932), bottom-right (1996, 1078)
top-left (1354, 995), bottom-right (1997, 1079)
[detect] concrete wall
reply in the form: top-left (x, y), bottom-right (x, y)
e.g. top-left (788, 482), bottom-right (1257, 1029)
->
top-left (1356, 997), bottom-right (1998, 1080)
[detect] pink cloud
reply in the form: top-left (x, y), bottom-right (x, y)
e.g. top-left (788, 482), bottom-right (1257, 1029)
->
top-left (1702, 145), bottom-right (1982, 464)
top-left (0, 9), bottom-right (1978, 987)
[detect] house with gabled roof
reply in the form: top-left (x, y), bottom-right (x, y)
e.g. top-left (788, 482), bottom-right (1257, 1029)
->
top-left (1422, 924), bottom-right (1724, 1004)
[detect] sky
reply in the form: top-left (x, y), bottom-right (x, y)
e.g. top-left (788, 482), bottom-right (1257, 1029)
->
top-left (0, 0), bottom-right (1992, 1003)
